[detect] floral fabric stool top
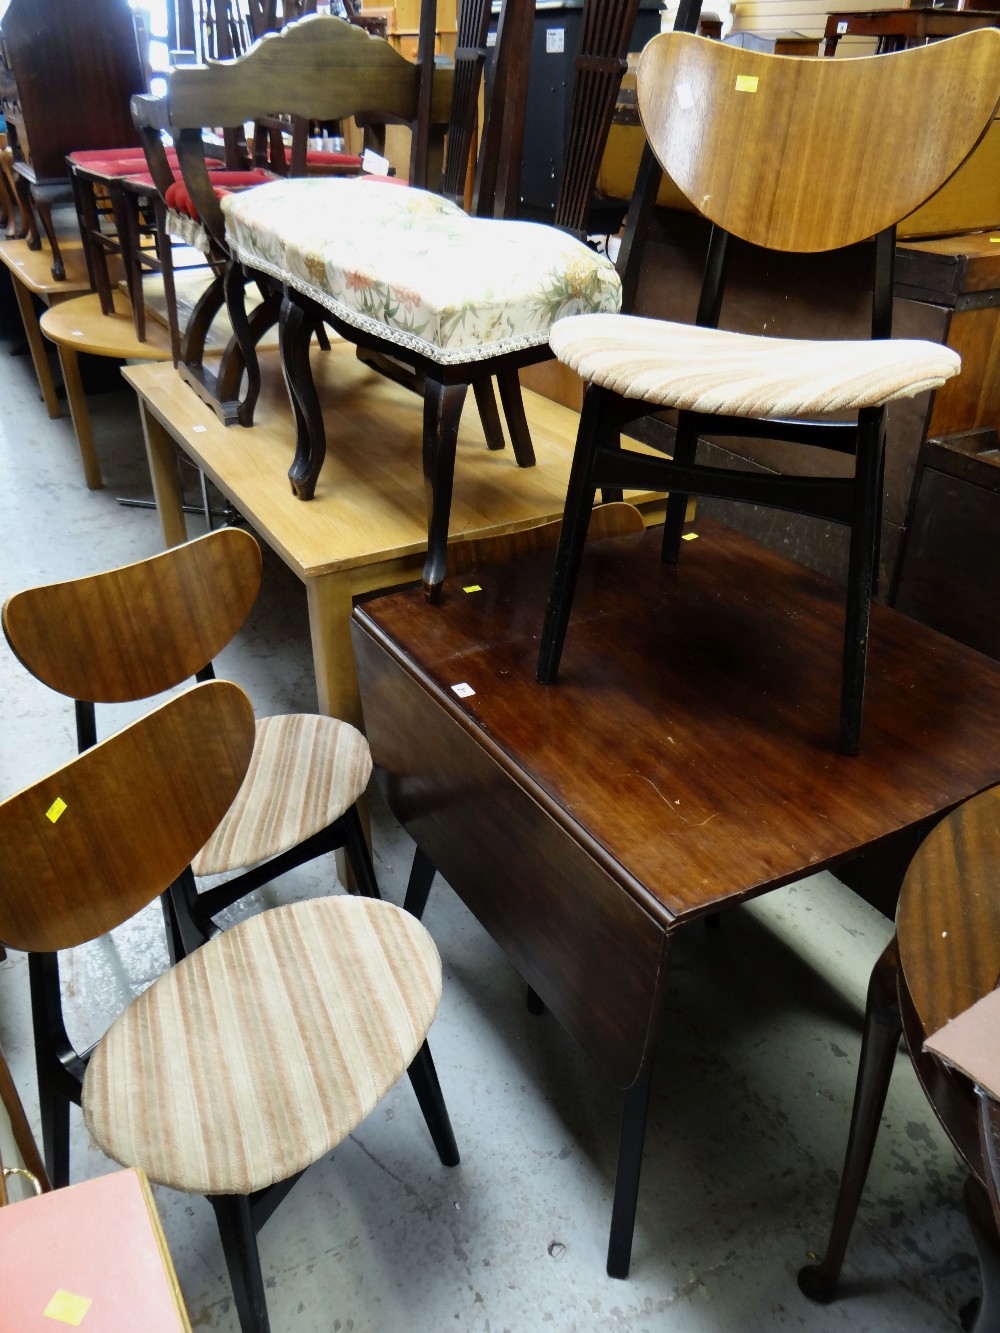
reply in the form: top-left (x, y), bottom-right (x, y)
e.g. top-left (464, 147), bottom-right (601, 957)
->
top-left (222, 177), bottom-right (622, 365)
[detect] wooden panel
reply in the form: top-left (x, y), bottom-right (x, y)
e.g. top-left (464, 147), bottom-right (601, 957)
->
top-left (926, 306), bottom-right (1000, 439)
top-left (353, 627), bottom-right (670, 1088)
top-left (894, 463), bottom-right (1000, 661)
top-left (636, 30), bottom-right (1000, 252)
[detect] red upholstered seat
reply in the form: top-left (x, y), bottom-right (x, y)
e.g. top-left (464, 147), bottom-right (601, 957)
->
top-left (69, 147), bottom-right (183, 177)
top-left (305, 149), bottom-right (362, 169)
top-left (165, 170), bottom-right (275, 220)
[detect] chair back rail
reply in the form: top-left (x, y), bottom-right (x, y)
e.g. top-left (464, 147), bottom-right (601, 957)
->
top-left (553, 0), bottom-right (643, 235)
top-left (636, 29), bottom-right (1000, 254)
top-left (0, 682), bottom-right (255, 954)
top-left (441, 0), bottom-right (492, 204)
top-left (2, 530), bottom-right (262, 703)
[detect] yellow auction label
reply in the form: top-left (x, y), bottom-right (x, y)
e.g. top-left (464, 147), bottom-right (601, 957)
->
top-left (45, 798), bottom-right (67, 824)
top-left (735, 74), bottom-right (759, 93)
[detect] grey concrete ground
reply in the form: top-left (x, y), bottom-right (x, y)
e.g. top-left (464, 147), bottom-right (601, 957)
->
top-left (0, 288), bottom-right (973, 1331)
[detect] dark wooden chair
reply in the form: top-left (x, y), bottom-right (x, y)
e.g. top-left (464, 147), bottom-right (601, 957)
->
top-left (2, 529), bottom-right (376, 977)
top-left (0, 680), bottom-right (458, 1333)
top-left (799, 783), bottom-right (1000, 1331)
top-left (138, 0), bottom-right (643, 598)
top-left (535, 29), bottom-right (1000, 754)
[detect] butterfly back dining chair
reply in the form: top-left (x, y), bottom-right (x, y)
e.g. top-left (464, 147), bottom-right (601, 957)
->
top-left (0, 680), bottom-right (458, 1333)
top-left (1, 528), bottom-right (376, 965)
top-left (536, 29), bottom-right (1000, 753)
top-left (800, 783), bottom-right (1000, 1328)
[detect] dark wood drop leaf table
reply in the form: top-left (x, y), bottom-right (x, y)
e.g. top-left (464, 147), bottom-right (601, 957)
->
top-left (350, 518), bottom-right (1000, 1278)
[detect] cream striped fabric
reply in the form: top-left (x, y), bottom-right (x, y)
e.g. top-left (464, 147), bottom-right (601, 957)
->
top-left (82, 897), bottom-right (442, 1195)
top-left (550, 314), bottom-right (961, 417)
top-left (192, 714), bottom-right (372, 876)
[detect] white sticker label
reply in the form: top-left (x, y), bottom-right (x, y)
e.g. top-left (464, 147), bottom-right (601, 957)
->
top-left (546, 27), bottom-right (564, 53)
top-left (362, 148), bottom-right (391, 176)
top-left (451, 682), bottom-right (476, 698)
top-left (486, 31), bottom-right (496, 46)
top-left (676, 83), bottom-right (694, 110)
top-left (837, 19), bottom-right (848, 32)
top-left (191, 424), bottom-right (207, 433)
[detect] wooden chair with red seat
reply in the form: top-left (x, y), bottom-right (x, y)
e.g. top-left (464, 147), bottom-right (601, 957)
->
top-left (535, 29), bottom-right (1000, 754)
top-left (0, 679), bottom-right (459, 1333)
top-left (1, 528), bottom-right (379, 1046)
top-left (799, 783), bottom-right (1000, 1331)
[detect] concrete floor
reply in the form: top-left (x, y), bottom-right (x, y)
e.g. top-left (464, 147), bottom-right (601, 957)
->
top-left (0, 278), bottom-right (977, 1331)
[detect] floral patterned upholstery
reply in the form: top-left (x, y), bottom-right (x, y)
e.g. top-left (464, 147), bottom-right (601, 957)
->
top-left (222, 177), bottom-right (622, 365)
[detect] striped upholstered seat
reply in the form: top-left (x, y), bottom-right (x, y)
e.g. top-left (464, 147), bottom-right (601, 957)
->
top-left (84, 896), bottom-right (441, 1195)
top-left (549, 315), bottom-right (961, 419)
top-left (537, 30), bottom-right (1000, 757)
top-left (193, 714), bottom-right (371, 877)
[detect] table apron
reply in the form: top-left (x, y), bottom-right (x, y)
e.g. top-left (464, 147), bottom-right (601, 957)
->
top-left (354, 626), bottom-right (671, 1089)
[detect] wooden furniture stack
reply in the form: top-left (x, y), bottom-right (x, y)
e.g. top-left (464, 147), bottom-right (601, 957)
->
top-left (0, 0), bottom-right (147, 282)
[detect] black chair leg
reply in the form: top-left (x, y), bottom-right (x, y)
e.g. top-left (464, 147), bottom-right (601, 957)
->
top-left (839, 405), bottom-right (886, 756)
top-left (660, 410), bottom-right (699, 565)
top-left (536, 384), bottom-right (611, 683)
top-left (210, 1193), bottom-right (271, 1333)
top-left (343, 805), bottom-right (382, 900)
top-left (407, 1041), bottom-right (460, 1167)
top-left (37, 1077), bottom-right (71, 1189)
top-left (798, 938), bottom-right (901, 1303)
top-left (403, 845), bottom-right (437, 919)
top-left (607, 1060), bottom-right (654, 1279)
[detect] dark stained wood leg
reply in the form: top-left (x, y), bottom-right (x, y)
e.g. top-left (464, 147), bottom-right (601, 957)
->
top-left (220, 264), bottom-right (282, 427)
top-left (180, 267), bottom-right (226, 369)
top-left (496, 367), bottom-right (536, 467)
top-left (798, 938), bottom-right (901, 1303)
top-left (16, 174), bottom-right (41, 251)
top-left (314, 321), bottom-right (331, 352)
top-left (473, 376), bottom-right (507, 452)
top-left (607, 1060), bottom-right (654, 1279)
top-left (72, 173), bottom-right (111, 312)
top-left (965, 1174), bottom-right (1000, 1333)
top-left (839, 406), bottom-right (885, 756)
top-left (526, 986), bottom-right (546, 1015)
top-left (209, 1193), bottom-right (271, 1333)
top-left (422, 378), bottom-right (468, 601)
top-left (536, 384), bottom-right (609, 682)
top-left (403, 845), bottom-right (437, 919)
top-left (111, 186), bottom-right (146, 340)
top-left (33, 196), bottom-right (65, 281)
top-left (154, 198), bottom-right (181, 365)
top-left (660, 410), bottom-right (699, 565)
top-left (279, 295), bottom-right (327, 500)
top-left (406, 1042), bottom-right (460, 1167)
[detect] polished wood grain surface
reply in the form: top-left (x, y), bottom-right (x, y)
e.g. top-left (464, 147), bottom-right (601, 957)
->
top-left (354, 518), bottom-right (1000, 928)
top-left (3, 530), bottom-right (261, 704)
top-left (40, 292), bottom-right (173, 361)
top-left (0, 682), bottom-right (254, 953)
top-left (636, 30), bottom-right (1000, 253)
top-left (898, 784), bottom-right (1000, 1041)
top-left (125, 349), bottom-right (665, 582)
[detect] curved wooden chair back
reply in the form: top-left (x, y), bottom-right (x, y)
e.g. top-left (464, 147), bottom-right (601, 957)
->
top-left (132, 14), bottom-right (455, 244)
top-left (2, 529), bottom-right (262, 705)
top-left (0, 682), bottom-right (255, 954)
top-left (636, 29), bottom-right (1000, 253)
